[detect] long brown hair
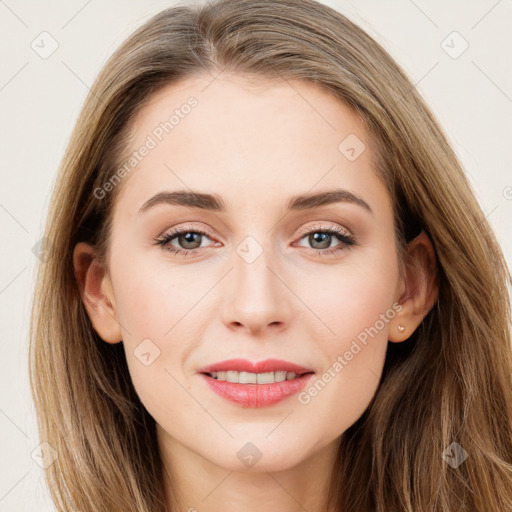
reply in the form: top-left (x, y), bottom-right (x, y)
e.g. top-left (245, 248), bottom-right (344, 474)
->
top-left (29, 0), bottom-right (512, 510)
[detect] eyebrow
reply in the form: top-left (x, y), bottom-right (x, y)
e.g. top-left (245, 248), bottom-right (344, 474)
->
top-left (138, 188), bottom-right (372, 215)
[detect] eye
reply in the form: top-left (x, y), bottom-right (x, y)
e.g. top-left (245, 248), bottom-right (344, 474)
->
top-left (294, 223), bottom-right (356, 256)
top-left (154, 225), bottom-right (218, 256)
top-left (153, 223), bottom-right (357, 257)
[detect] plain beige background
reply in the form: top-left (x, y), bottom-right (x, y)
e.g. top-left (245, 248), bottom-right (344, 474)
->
top-left (0, 0), bottom-right (511, 510)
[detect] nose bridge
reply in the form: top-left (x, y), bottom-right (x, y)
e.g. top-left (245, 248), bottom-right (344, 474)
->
top-left (220, 233), bottom-right (292, 333)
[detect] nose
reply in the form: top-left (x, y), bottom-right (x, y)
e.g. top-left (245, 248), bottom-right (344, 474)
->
top-left (220, 241), bottom-right (294, 336)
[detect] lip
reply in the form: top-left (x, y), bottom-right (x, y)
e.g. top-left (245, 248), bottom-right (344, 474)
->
top-left (197, 358), bottom-right (315, 408)
top-left (197, 358), bottom-right (314, 375)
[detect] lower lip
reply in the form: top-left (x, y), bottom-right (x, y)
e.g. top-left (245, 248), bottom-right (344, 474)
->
top-left (200, 373), bottom-right (314, 408)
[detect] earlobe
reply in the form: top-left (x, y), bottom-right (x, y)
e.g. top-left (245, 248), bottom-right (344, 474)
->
top-left (73, 242), bottom-right (123, 344)
top-left (389, 230), bottom-right (439, 343)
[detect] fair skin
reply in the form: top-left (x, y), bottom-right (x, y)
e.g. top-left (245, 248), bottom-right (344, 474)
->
top-left (73, 73), bottom-right (438, 511)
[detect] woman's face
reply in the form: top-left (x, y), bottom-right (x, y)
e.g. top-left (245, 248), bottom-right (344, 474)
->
top-left (97, 73), bottom-right (404, 471)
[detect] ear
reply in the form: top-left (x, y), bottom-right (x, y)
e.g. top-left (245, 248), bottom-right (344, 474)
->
top-left (73, 242), bottom-right (123, 344)
top-left (389, 230), bottom-right (438, 343)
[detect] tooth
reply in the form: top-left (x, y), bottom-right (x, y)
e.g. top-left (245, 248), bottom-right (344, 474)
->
top-left (239, 371), bottom-right (257, 384)
top-left (256, 372), bottom-right (275, 384)
top-left (226, 371), bottom-right (239, 383)
top-left (274, 371), bottom-right (287, 382)
top-left (209, 370), bottom-right (301, 384)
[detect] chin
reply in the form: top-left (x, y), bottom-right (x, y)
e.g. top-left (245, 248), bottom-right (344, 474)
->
top-left (200, 434), bottom-right (317, 473)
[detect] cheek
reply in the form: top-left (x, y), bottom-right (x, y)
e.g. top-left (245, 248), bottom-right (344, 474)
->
top-left (300, 244), bottom-right (398, 343)
top-left (293, 249), bottom-right (398, 434)
top-left (112, 253), bottom-right (205, 338)
top-left (109, 254), bottom-right (212, 413)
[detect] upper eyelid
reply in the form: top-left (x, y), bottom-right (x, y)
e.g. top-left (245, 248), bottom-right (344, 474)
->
top-left (296, 222), bottom-right (352, 236)
top-left (161, 222), bottom-right (350, 237)
top-left (162, 223), bottom-right (216, 237)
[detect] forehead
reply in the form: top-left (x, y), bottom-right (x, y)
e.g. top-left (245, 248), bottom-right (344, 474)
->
top-left (113, 72), bottom-right (386, 217)
top-left (128, 72), bottom-right (369, 150)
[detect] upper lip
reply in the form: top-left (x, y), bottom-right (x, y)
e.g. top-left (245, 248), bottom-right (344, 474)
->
top-left (198, 358), bottom-right (315, 375)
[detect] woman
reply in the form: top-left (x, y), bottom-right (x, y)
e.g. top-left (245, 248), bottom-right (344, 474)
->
top-left (29, 0), bottom-right (512, 510)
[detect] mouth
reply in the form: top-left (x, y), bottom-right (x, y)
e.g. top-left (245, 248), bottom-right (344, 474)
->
top-left (197, 359), bottom-right (315, 408)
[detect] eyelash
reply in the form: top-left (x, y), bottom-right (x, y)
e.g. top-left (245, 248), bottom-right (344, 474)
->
top-left (153, 223), bottom-right (357, 257)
